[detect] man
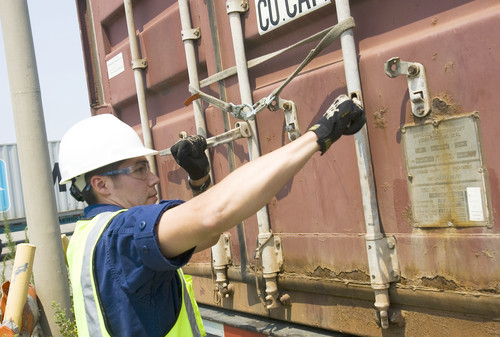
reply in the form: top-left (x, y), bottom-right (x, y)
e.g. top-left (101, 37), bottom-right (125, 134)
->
top-left (59, 94), bottom-right (365, 336)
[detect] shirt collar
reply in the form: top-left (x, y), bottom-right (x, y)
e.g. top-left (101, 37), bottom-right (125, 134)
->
top-left (84, 204), bottom-right (123, 219)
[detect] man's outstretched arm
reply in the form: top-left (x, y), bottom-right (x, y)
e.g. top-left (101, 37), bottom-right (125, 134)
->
top-left (159, 95), bottom-right (365, 258)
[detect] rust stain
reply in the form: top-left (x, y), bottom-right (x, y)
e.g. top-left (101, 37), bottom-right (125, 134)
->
top-left (403, 206), bottom-right (414, 226)
top-left (421, 276), bottom-right (459, 291)
top-left (477, 248), bottom-right (495, 259)
top-left (373, 106), bottom-right (388, 129)
top-left (430, 93), bottom-right (463, 117)
top-left (270, 196), bottom-right (278, 207)
top-left (381, 183), bottom-right (390, 192)
top-left (266, 135), bottom-right (275, 142)
top-left (444, 61), bottom-right (455, 73)
top-left (311, 267), bottom-right (370, 283)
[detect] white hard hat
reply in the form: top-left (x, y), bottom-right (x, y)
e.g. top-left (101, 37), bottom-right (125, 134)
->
top-left (59, 114), bottom-right (158, 187)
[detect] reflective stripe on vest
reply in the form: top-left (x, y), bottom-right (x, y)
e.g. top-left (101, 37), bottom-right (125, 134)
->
top-left (81, 211), bottom-right (115, 336)
top-left (170, 269), bottom-right (205, 337)
top-left (68, 210), bottom-right (206, 336)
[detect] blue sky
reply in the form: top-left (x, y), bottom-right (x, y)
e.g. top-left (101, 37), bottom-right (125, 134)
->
top-left (0, 0), bottom-right (90, 144)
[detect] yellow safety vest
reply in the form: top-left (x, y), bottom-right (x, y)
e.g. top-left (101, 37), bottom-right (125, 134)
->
top-left (67, 210), bottom-right (206, 337)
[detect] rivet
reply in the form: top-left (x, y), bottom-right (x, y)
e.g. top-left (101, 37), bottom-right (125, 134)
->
top-left (408, 65), bottom-right (419, 76)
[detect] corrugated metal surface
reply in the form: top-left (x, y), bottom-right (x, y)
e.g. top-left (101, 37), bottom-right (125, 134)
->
top-left (75, 0), bottom-right (500, 335)
top-left (0, 142), bottom-right (85, 224)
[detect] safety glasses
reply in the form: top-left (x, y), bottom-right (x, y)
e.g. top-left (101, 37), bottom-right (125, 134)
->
top-left (99, 161), bottom-right (151, 180)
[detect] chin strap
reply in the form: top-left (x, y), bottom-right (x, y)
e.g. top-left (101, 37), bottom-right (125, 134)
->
top-left (70, 175), bottom-right (90, 202)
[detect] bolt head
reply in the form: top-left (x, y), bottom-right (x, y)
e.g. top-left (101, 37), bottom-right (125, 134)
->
top-left (408, 65), bottom-right (419, 76)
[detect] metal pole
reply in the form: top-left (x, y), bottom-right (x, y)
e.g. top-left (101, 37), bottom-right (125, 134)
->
top-left (178, 0), bottom-right (207, 138)
top-left (0, 1), bottom-right (72, 335)
top-left (184, 263), bottom-right (500, 319)
top-left (335, 0), bottom-right (392, 329)
top-left (123, 0), bottom-right (158, 180)
top-left (227, 1), bottom-right (281, 310)
top-left (178, 0), bottom-right (236, 298)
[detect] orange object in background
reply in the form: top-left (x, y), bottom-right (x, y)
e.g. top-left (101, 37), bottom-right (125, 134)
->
top-left (0, 281), bottom-right (38, 337)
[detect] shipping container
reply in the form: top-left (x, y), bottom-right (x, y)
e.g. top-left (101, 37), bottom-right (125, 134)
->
top-left (74, 0), bottom-right (500, 335)
top-left (0, 142), bottom-right (85, 230)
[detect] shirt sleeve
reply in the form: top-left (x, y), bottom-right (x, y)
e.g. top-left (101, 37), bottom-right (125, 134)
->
top-left (100, 200), bottom-right (195, 293)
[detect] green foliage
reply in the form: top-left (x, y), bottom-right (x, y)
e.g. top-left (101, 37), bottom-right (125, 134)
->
top-left (51, 301), bottom-right (78, 337)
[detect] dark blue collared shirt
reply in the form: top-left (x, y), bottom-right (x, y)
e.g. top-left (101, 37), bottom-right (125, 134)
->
top-left (84, 200), bottom-right (195, 337)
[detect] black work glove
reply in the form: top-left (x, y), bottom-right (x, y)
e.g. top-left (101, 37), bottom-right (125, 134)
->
top-left (308, 95), bottom-right (366, 154)
top-left (171, 135), bottom-right (210, 180)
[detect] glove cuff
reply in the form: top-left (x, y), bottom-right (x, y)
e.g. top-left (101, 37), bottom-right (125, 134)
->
top-left (189, 175), bottom-right (211, 192)
top-left (308, 124), bottom-right (332, 155)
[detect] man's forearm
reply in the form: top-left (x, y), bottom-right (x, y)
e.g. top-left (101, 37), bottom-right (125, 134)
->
top-left (198, 131), bottom-right (319, 227)
top-left (157, 131), bottom-right (320, 258)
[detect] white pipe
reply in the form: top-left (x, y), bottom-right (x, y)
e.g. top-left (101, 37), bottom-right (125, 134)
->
top-left (228, 7), bottom-right (270, 234)
top-left (178, 0), bottom-right (233, 297)
top-left (0, 1), bottom-right (73, 335)
top-left (335, 0), bottom-right (390, 328)
top-left (178, 0), bottom-right (207, 139)
top-left (227, 5), bottom-right (280, 309)
top-left (123, 0), bottom-right (158, 178)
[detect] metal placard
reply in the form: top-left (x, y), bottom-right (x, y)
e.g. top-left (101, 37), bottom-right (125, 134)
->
top-left (402, 115), bottom-right (492, 227)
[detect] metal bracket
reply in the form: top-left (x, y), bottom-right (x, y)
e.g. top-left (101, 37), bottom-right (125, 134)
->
top-left (212, 233), bottom-right (232, 266)
top-left (159, 122), bottom-right (251, 156)
top-left (257, 233), bottom-right (283, 274)
top-left (384, 57), bottom-right (431, 118)
top-left (365, 236), bottom-right (400, 287)
top-left (274, 98), bottom-right (301, 141)
top-left (226, 0), bottom-right (249, 14)
top-left (212, 234), bottom-right (234, 299)
top-left (181, 27), bottom-right (201, 41)
top-left (206, 121), bottom-right (251, 148)
top-left (131, 58), bottom-right (147, 70)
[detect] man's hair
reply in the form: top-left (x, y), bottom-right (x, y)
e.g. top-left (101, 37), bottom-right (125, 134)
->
top-left (80, 160), bottom-right (125, 205)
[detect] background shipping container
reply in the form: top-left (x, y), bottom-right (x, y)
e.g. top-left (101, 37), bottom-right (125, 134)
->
top-left (0, 141), bottom-right (85, 229)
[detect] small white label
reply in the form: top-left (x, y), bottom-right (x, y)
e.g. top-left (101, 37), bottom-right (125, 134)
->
top-left (467, 187), bottom-right (484, 221)
top-left (255, 0), bottom-right (331, 35)
top-left (107, 52), bottom-right (125, 79)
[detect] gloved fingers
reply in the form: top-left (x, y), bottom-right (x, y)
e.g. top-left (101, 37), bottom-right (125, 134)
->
top-left (170, 135), bottom-right (210, 180)
top-left (171, 135), bottom-right (207, 159)
top-left (187, 135), bottom-right (207, 156)
top-left (324, 94), bottom-right (350, 119)
top-left (171, 140), bottom-right (192, 165)
top-left (339, 97), bottom-right (366, 135)
top-left (343, 113), bottom-right (366, 135)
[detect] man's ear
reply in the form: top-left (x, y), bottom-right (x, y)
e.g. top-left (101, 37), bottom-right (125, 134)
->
top-left (90, 175), bottom-right (112, 196)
